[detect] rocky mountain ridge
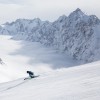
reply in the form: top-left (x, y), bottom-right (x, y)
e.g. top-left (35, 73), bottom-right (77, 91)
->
top-left (0, 8), bottom-right (100, 63)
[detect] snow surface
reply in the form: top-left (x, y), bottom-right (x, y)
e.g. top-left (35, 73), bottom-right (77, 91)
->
top-left (0, 35), bottom-right (79, 83)
top-left (0, 60), bottom-right (100, 100)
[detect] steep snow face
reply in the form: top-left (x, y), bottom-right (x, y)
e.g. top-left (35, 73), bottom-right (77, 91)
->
top-left (0, 8), bottom-right (100, 63)
top-left (0, 61), bottom-right (100, 100)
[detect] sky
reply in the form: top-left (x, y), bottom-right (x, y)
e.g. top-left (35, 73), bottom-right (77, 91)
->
top-left (0, 0), bottom-right (99, 24)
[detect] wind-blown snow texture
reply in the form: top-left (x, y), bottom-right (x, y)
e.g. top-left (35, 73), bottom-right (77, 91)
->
top-left (0, 8), bottom-right (100, 63)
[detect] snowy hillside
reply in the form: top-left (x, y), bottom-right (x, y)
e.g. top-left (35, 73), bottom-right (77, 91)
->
top-left (0, 61), bottom-right (100, 100)
top-left (0, 8), bottom-right (100, 63)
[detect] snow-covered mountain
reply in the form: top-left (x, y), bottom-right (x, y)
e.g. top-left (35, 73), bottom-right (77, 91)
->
top-left (0, 8), bottom-right (100, 100)
top-left (0, 8), bottom-right (100, 63)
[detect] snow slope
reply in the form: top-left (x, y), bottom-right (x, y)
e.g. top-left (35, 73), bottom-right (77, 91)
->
top-left (0, 35), bottom-right (79, 83)
top-left (0, 61), bottom-right (100, 100)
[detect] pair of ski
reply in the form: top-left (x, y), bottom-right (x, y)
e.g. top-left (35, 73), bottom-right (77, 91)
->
top-left (24, 75), bottom-right (40, 80)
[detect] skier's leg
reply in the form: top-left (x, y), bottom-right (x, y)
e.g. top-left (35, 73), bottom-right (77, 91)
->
top-left (30, 75), bottom-right (34, 78)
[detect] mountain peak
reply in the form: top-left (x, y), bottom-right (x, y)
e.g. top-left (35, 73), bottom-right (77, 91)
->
top-left (74, 8), bottom-right (82, 13)
top-left (69, 8), bottom-right (85, 19)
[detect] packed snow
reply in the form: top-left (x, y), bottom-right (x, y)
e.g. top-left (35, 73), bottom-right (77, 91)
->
top-left (0, 60), bottom-right (100, 100)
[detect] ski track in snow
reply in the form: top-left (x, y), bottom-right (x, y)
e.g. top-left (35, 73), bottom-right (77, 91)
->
top-left (0, 76), bottom-right (40, 93)
top-left (0, 79), bottom-right (28, 92)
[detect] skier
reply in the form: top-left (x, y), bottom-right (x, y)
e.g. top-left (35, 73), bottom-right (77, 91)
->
top-left (27, 71), bottom-right (34, 78)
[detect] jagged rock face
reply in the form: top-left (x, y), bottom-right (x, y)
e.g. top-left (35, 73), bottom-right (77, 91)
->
top-left (0, 8), bottom-right (100, 63)
top-left (55, 9), bottom-right (100, 62)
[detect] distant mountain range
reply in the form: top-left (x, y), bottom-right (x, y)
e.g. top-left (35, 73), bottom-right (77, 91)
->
top-left (0, 8), bottom-right (100, 63)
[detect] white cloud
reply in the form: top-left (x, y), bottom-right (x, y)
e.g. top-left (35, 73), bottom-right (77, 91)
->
top-left (0, 0), bottom-right (100, 24)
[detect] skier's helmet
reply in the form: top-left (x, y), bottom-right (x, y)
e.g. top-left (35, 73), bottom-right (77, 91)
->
top-left (27, 71), bottom-right (29, 73)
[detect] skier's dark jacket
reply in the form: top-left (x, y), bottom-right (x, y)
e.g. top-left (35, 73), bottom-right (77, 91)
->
top-left (27, 71), bottom-right (34, 75)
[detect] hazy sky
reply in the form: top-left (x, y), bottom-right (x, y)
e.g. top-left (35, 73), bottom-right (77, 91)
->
top-left (0, 0), bottom-right (99, 24)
